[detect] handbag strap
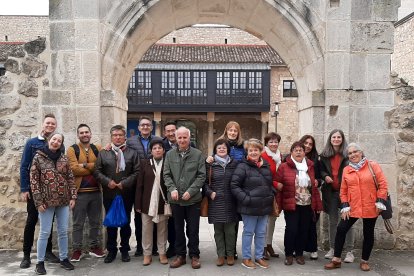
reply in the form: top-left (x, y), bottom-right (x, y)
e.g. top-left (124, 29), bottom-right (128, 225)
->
top-left (367, 161), bottom-right (379, 190)
top-left (150, 159), bottom-right (168, 204)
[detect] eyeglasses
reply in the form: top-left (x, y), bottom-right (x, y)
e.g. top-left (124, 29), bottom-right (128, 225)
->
top-left (348, 150), bottom-right (360, 156)
top-left (139, 124), bottom-right (152, 128)
top-left (111, 134), bottom-right (125, 137)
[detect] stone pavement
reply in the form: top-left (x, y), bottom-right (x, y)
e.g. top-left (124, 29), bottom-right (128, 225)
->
top-left (1, 215), bottom-right (412, 276)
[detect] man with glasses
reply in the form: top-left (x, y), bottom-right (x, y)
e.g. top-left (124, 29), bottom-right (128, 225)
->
top-left (94, 125), bottom-right (140, 263)
top-left (127, 117), bottom-right (162, 257)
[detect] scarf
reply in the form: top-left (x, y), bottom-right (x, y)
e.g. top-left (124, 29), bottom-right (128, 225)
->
top-left (214, 154), bottom-right (231, 168)
top-left (247, 156), bottom-right (263, 168)
top-left (349, 157), bottom-right (367, 171)
top-left (264, 146), bottom-right (282, 169)
top-left (41, 145), bottom-right (62, 165)
top-left (148, 158), bottom-right (167, 223)
top-left (178, 147), bottom-right (190, 158)
top-left (290, 156), bottom-right (310, 187)
top-left (111, 143), bottom-right (126, 173)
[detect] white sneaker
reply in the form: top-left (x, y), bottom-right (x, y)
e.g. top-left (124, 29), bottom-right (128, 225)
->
top-left (344, 251), bottom-right (355, 263)
top-left (324, 248), bottom-right (334, 259)
top-left (310, 252), bottom-right (318, 260)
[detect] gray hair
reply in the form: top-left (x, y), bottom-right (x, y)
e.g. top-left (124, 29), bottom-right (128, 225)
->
top-left (176, 126), bottom-right (191, 136)
top-left (346, 142), bottom-right (363, 152)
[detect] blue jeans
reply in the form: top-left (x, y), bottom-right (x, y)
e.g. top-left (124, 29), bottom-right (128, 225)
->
top-left (37, 205), bottom-right (69, 262)
top-left (241, 214), bottom-right (268, 260)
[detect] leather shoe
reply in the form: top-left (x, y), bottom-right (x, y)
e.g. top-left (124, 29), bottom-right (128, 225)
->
top-left (296, 256), bottom-right (305, 265)
top-left (324, 260), bottom-right (341, 270)
top-left (121, 252), bottom-right (130, 262)
top-left (143, 255), bottom-right (152, 266)
top-left (284, 256), bottom-right (293, 266)
top-left (104, 251), bottom-right (117, 263)
top-left (227, 256), bottom-right (235, 266)
top-left (159, 254), bottom-right (168, 265)
top-left (216, 256), bottom-right (225, 266)
top-left (170, 255), bottom-right (186, 268)
top-left (191, 256), bottom-right (201, 269)
top-left (360, 261), bottom-right (370, 271)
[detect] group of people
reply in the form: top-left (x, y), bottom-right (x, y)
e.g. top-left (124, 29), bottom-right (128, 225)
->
top-left (19, 116), bottom-right (389, 274)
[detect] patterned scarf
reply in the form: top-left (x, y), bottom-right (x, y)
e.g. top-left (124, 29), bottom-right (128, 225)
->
top-left (111, 142), bottom-right (126, 173)
top-left (349, 157), bottom-right (367, 171)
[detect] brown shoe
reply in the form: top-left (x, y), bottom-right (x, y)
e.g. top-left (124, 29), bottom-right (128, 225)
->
top-left (191, 256), bottom-right (201, 269)
top-left (360, 261), bottom-right (370, 271)
top-left (216, 256), bottom-right (225, 266)
top-left (143, 255), bottom-right (152, 266)
top-left (266, 244), bottom-right (279, 258)
top-left (242, 259), bottom-right (256, 269)
top-left (324, 260), bottom-right (341, 270)
top-left (170, 256), bottom-right (186, 268)
top-left (226, 256), bottom-right (235, 266)
top-left (284, 256), bottom-right (293, 266)
top-left (159, 254), bottom-right (168, 265)
top-left (255, 258), bottom-right (269, 269)
top-left (296, 256), bottom-right (305, 265)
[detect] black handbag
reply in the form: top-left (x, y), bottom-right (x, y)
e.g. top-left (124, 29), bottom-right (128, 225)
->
top-left (367, 161), bottom-right (394, 234)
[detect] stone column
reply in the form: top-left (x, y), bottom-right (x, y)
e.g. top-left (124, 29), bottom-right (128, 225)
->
top-left (207, 112), bottom-right (215, 155)
top-left (261, 112), bottom-right (269, 142)
top-left (153, 112), bottom-right (162, 137)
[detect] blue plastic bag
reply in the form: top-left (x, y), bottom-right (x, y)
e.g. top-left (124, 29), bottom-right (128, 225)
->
top-left (103, 195), bottom-right (128, 227)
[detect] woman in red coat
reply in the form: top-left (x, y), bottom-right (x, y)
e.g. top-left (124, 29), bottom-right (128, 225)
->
top-left (275, 142), bottom-right (322, 266)
top-left (261, 132), bottom-right (282, 259)
top-left (324, 143), bottom-right (388, 272)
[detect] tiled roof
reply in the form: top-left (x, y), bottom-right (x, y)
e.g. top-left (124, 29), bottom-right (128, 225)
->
top-left (0, 42), bottom-right (24, 62)
top-left (140, 44), bottom-right (285, 65)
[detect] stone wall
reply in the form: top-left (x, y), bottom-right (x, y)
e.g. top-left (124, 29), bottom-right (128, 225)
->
top-left (392, 14), bottom-right (414, 85)
top-left (386, 73), bottom-right (414, 249)
top-left (0, 38), bottom-right (49, 248)
top-left (0, 16), bottom-right (49, 43)
top-left (158, 26), bottom-right (267, 45)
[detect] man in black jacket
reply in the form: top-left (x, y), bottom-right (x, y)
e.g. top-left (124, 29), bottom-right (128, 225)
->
top-left (126, 116), bottom-right (162, 257)
top-left (95, 125), bottom-right (140, 263)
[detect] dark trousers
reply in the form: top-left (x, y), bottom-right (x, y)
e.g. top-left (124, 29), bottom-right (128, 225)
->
top-left (172, 203), bottom-right (200, 258)
top-left (284, 205), bottom-right (312, 257)
top-left (103, 197), bottom-right (133, 253)
top-left (334, 217), bottom-right (377, 261)
top-left (135, 211), bottom-right (158, 252)
top-left (23, 195), bottom-right (53, 255)
top-left (167, 216), bottom-right (176, 250)
top-left (305, 212), bottom-right (320, 252)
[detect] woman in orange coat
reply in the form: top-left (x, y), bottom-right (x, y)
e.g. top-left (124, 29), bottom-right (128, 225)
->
top-left (324, 143), bottom-right (388, 272)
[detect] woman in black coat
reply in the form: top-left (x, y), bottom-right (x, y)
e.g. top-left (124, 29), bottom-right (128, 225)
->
top-left (203, 139), bottom-right (239, 266)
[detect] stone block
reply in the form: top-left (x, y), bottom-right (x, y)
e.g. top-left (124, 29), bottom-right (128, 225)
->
top-left (82, 52), bottom-right (100, 89)
top-left (366, 54), bottom-right (391, 90)
top-left (0, 144), bottom-right (5, 157)
top-left (75, 106), bottom-right (101, 134)
top-left (62, 107), bottom-right (78, 133)
top-left (398, 142), bottom-right (414, 155)
top-left (14, 98), bottom-right (38, 127)
top-left (395, 86), bottom-right (414, 101)
top-left (75, 20), bottom-right (99, 50)
top-left (42, 90), bottom-right (73, 106)
top-left (75, 88), bottom-right (100, 106)
top-left (9, 131), bottom-right (31, 151)
top-left (327, 0), bottom-right (351, 20)
top-left (8, 46), bottom-right (25, 58)
top-left (325, 53), bottom-right (350, 89)
top-left (4, 59), bottom-right (20, 75)
top-left (351, 0), bottom-right (372, 20)
top-left (350, 90), bottom-right (368, 105)
top-left (373, 0), bottom-right (399, 21)
top-left (326, 20), bottom-right (350, 51)
top-left (0, 119), bottom-right (12, 129)
top-left (351, 22), bottom-right (394, 53)
top-left (49, 0), bottom-right (73, 20)
top-left (17, 79), bottom-right (38, 97)
top-left (0, 95), bottom-right (21, 116)
top-left (50, 22), bottom-right (75, 51)
top-left (22, 56), bottom-right (47, 78)
top-left (23, 37), bottom-right (46, 57)
top-left (349, 53), bottom-right (366, 90)
top-left (312, 107), bottom-right (325, 133)
top-left (353, 107), bottom-right (389, 132)
top-left (325, 89), bottom-right (350, 105)
top-left (358, 133), bottom-right (396, 163)
top-left (51, 51), bottom-right (81, 89)
top-left (73, 0), bottom-right (98, 19)
top-left (326, 105), bottom-right (350, 133)
top-left (0, 76), bottom-right (14, 94)
top-left (369, 90), bottom-right (394, 106)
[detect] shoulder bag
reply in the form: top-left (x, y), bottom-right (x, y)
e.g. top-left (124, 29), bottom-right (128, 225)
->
top-left (200, 166), bottom-right (212, 217)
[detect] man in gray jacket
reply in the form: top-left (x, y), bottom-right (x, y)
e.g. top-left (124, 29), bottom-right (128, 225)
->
top-left (94, 125), bottom-right (140, 264)
top-left (164, 127), bottom-right (206, 269)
